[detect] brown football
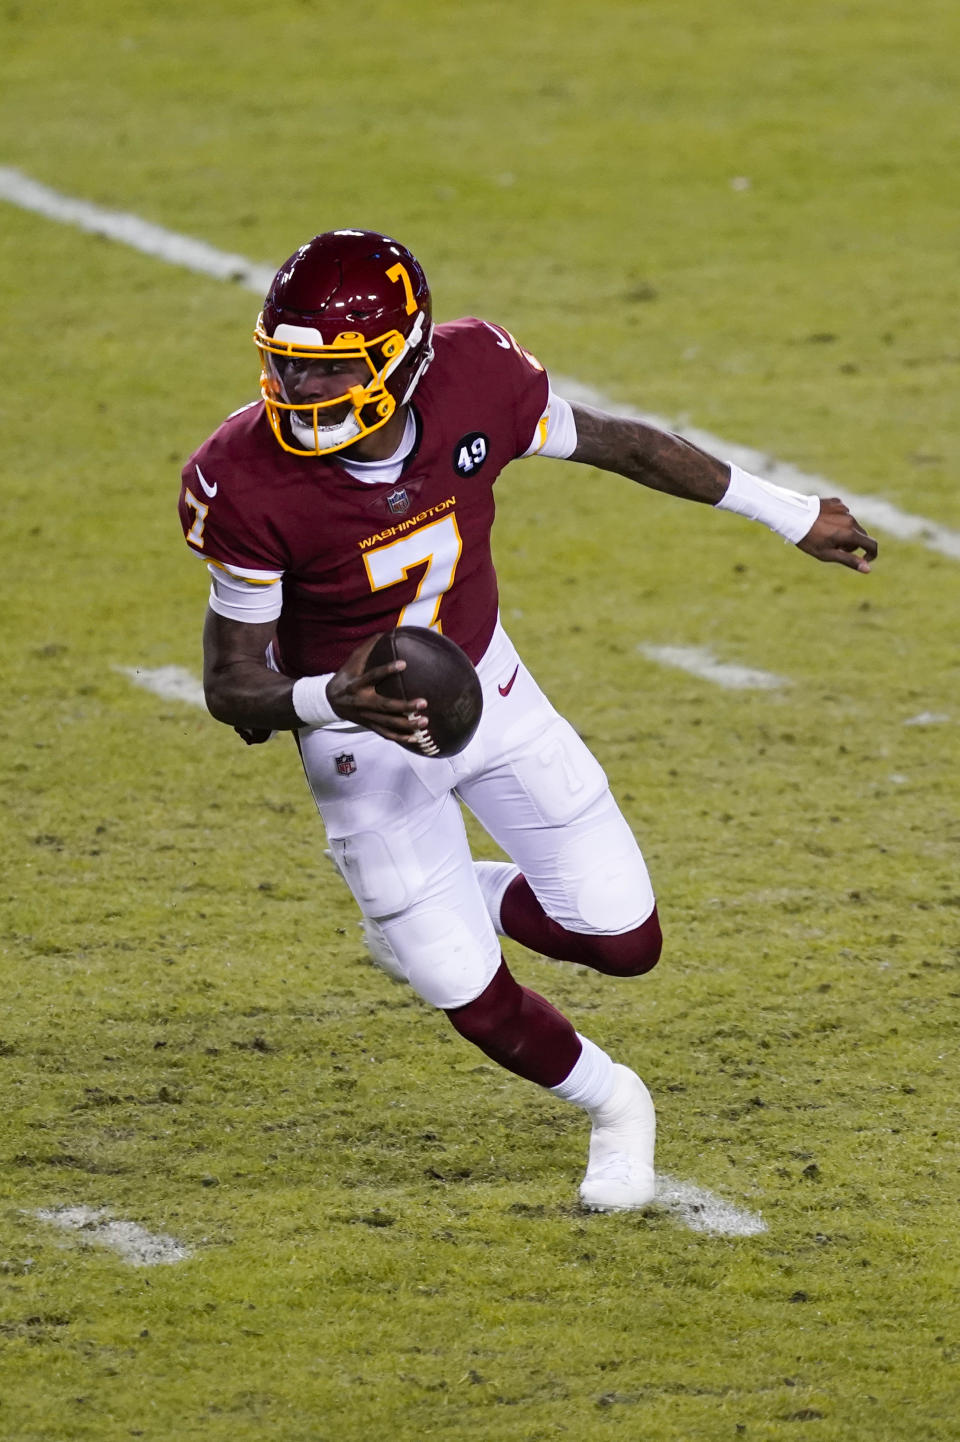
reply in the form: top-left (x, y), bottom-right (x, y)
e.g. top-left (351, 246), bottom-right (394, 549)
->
top-left (368, 626), bottom-right (483, 758)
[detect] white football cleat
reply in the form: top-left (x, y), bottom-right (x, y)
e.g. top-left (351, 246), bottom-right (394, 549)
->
top-left (359, 917), bottom-right (408, 984)
top-left (579, 1064), bottom-right (657, 1212)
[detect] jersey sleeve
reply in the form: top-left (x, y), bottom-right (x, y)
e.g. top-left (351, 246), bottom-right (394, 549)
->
top-left (179, 455), bottom-right (286, 577)
top-left (179, 445), bottom-right (289, 623)
top-left (464, 319), bottom-right (551, 459)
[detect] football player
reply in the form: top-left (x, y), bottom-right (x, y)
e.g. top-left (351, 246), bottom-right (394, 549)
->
top-left (179, 229), bottom-right (877, 1212)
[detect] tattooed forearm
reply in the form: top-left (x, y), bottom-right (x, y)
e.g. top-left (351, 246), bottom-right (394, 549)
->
top-left (569, 403), bottom-right (730, 504)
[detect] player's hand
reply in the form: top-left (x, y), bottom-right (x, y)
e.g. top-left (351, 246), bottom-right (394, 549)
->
top-left (326, 634), bottom-right (429, 744)
top-left (797, 498), bottom-right (878, 573)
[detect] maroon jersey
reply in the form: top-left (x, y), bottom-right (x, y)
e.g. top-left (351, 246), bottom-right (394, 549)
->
top-left (179, 318), bottom-right (549, 675)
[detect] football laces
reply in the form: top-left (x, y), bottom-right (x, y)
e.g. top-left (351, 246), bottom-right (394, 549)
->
top-left (407, 712), bottom-right (440, 757)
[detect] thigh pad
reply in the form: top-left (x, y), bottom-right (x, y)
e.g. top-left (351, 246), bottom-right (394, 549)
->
top-left (508, 716), bottom-right (609, 827)
top-left (328, 822), bottom-right (424, 919)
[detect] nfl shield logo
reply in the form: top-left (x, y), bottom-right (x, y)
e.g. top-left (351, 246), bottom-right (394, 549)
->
top-left (386, 487), bottom-right (410, 515)
top-left (335, 753), bottom-right (357, 776)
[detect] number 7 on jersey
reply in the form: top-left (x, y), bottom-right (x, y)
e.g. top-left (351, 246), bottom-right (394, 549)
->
top-left (362, 514), bottom-right (463, 631)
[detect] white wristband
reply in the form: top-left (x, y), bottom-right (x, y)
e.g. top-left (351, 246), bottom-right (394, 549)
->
top-left (716, 464), bottom-right (821, 544)
top-left (291, 673), bottom-right (339, 727)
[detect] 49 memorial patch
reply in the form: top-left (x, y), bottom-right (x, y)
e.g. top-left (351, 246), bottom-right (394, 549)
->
top-left (453, 432), bottom-right (489, 477)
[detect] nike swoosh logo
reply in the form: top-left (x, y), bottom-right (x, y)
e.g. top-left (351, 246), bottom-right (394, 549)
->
top-left (481, 320), bottom-right (511, 349)
top-left (196, 464), bottom-right (218, 499)
top-left (498, 665), bottom-right (520, 697)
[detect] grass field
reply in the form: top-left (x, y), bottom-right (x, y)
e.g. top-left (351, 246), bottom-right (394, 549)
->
top-left (1, 2), bottom-right (959, 1438)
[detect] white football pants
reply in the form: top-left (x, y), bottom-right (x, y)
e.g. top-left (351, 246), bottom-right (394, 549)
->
top-left (298, 621), bottom-right (655, 1009)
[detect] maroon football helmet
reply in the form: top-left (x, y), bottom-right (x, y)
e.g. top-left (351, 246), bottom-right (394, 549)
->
top-left (254, 229), bottom-right (434, 456)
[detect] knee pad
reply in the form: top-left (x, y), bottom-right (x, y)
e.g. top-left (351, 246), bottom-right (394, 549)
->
top-left (382, 907), bottom-right (502, 1010)
top-left (556, 811), bottom-right (656, 934)
top-left (570, 848), bottom-right (655, 934)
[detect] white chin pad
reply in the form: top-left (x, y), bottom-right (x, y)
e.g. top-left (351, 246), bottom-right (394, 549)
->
top-left (289, 409), bottom-right (362, 450)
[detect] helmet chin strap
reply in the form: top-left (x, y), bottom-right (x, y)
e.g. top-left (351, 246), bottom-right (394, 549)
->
top-left (398, 318), bottom-right (434, 404)
top-left (289, 409), bottom-right (362, 451)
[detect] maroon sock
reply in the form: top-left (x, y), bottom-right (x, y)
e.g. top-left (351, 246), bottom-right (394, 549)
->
top-left (444, 959), bottom-right (582, 1088)
top-left (500, 876), bottom-right (662, 977)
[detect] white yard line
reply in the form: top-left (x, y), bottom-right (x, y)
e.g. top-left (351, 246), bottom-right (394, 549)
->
top-left (0, 166), bottom-right (273, 293)
top-left (118, 647), bottom-right (791, 709)
top-left (116, 663), bottom-right (206, 707)
top-left (655, 1175), bottom-right (768, 1236)
top-left (2, 162), bottom-right (959, 562)
top-left (637, 643), bottom-right (788, 690)
top-left (903, 711), bottom-right (951, 726)
top-left (34, 1206), bottom-right (190, 1266)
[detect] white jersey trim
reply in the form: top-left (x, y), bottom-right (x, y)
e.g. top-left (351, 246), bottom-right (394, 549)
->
top-left (206, 557), bottom-right (284, 583)
top-left (521, 388), bottom-right (577, 460)
top-left (207, 561), bottom-right (284, 623)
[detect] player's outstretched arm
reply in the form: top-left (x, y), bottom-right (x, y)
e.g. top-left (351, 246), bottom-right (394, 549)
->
top-left (567, 402), bottom-right (877, 573)
top-left (569, 402), bottom-right (730, 503)
top-left (202, 610), bottom-right (428, 742)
